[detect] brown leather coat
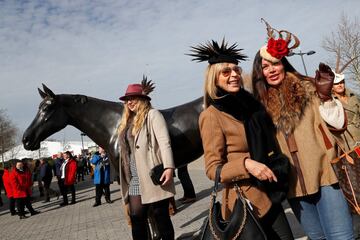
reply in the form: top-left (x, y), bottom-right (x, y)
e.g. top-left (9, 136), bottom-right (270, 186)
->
top-left (199, 105), bottom-right (272, 219)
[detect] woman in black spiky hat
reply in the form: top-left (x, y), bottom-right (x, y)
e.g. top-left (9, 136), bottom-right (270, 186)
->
top-left (117, 76), bottom-right (176, 240)
top-left (190, 39), bottom-right (294, 239)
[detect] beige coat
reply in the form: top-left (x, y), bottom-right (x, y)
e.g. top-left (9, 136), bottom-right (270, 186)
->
top-left (119, 109), bottom-right (176, 205)
top-left (275, 96), bottom-right (339, 198)
top-left (199, 106), bottom-right (272, 219)
top-left (333, 90), bottom-right (360, 151)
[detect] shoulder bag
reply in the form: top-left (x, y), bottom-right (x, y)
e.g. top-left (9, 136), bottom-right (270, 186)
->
top-left (331, 142), bottom-right (360, 214)
top-left (199, 165), bottom-right (267, 240)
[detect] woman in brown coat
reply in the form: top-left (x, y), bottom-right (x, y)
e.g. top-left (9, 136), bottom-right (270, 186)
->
top-left (118, 77), bottom-right (175, 240)
top-left (251, 20), bottom-right (353, 239)
top-left (190, 39), bottom-right (293, 239)
top-left (332, 71), bottom-right (360, 150)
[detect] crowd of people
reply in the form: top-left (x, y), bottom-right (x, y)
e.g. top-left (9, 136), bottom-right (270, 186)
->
top-left (1, 20), bottom-right (359, 240)
top-left (0, 149), bottom-right (116, 219)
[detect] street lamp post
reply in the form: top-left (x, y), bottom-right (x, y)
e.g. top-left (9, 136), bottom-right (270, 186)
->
top-left (80, 132), bottom-right (86, 154)
top-left (288, 50), bottom-right (316, 76)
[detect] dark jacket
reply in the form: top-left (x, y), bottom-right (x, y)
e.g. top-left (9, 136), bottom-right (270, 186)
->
top-left (55, 158), bottom-right (64, 177)
top-left (40, 162), bottom-right (53, 184)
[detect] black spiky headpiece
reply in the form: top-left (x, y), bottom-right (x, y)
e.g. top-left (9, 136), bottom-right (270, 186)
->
top-left (188, 39), bottom-right (247, 65)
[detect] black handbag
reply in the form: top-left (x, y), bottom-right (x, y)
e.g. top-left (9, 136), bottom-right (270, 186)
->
top-left (146, 120), bottom-right (165, 186)
top-left (149, 163), bottom-right (164, 185)
top-left (200, 165), bottom-right (267, 240)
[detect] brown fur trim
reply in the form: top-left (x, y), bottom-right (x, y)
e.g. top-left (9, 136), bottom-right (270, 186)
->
top-left (266, 72), bottom-right (314, 135)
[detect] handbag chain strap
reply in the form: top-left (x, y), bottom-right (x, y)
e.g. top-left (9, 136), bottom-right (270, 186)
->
top-left (208, 165), bottom-right (247, 240)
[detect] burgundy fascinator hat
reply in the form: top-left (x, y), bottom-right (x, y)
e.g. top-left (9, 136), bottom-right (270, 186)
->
top-left (119, 75), bottom-right (155, 101)
top-left (259, 18), bottom-right (300, 63)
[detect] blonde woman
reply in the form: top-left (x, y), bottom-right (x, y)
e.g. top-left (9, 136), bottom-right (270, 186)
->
top-left (189, 39), bottom-right (293, 239)
top-left (118, 77), bottom-right (175, 240)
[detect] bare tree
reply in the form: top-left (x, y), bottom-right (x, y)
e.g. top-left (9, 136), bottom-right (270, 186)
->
top-left (0, 109), bottom-right (19, 164)
top-left (322, 13), bottom-right (360, 86)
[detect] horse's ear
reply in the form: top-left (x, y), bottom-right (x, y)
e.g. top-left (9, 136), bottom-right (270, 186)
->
top-left (42, 83), bottom-right (55, 98)
top-left (38, 88), bottom-right (47, 99)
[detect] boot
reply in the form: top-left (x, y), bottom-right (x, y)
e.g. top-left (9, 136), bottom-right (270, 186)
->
top-left (168, 197), bottom-right (177, 216)
top-left (31, 210), bottom-right (40, 216)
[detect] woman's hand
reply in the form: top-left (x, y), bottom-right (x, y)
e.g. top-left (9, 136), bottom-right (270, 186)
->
top-left (245, 158), bottom-right (278, 182)
top-left (160, 168), bottom-right (174, 186)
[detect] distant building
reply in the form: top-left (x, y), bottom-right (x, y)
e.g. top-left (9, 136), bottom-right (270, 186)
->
top-left (3, 139), bottom-right (97, 161)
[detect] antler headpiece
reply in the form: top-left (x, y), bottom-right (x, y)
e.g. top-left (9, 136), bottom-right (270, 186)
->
top-left (260, 18), bottom-right (300, 63)
top-left (188, 38), bottom-right (247, 65)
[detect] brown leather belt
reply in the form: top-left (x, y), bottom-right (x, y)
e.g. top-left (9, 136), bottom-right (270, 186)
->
top-left (285, 133), bottom-right (308, 195)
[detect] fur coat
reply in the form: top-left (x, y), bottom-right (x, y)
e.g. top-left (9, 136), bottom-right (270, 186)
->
top-left (264, 72), bottom-right (339, 198)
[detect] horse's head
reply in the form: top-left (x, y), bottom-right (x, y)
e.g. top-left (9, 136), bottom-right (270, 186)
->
top-left (23, 84), bottom-right (69, 150)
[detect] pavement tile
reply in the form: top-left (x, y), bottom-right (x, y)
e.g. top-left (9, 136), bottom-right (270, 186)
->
top-left (0, 157), bottom-right (307, 240)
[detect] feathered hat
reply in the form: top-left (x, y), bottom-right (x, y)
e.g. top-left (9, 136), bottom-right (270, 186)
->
top-left (188, 38), bottom-right (247, 65)
top-left (260, 18), bottom-right (300, 63)
top-left (119, 75), bottom-right (155, 101)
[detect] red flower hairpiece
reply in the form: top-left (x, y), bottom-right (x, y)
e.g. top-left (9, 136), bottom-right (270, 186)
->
top-left (260, 18), bottom-right (300, 61)
top-left (267, 38), bottom-right (289, 59)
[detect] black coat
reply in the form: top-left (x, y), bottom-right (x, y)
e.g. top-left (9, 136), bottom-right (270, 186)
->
top-left (40, 163), bottom-right (53, 184)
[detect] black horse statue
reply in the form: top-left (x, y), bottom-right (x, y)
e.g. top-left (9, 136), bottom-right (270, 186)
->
top-left (22, 84), bottom-right (204, 173)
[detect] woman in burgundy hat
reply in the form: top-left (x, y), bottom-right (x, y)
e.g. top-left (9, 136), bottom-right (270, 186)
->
top-left (117, 76), bottom-right (176, 240)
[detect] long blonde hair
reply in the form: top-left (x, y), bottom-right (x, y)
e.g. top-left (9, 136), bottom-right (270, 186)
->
top-left (118, 98), bottom-right (152, 136)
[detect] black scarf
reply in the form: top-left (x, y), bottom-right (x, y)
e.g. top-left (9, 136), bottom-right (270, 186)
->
top-left (211, 88), bottom-right (290, 204)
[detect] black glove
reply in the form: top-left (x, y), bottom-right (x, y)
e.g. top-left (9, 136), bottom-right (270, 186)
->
top-left (314, 63), bottom-right (334, 102)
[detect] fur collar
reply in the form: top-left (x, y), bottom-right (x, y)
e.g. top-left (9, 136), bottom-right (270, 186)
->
top-left (266, 72), bottom-right (315, 136)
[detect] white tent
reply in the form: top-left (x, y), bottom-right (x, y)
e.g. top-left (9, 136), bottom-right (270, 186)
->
top-left (3, 140), bottom-right (96, 161)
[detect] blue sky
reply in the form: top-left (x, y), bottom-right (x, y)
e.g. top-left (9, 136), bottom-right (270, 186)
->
top-left (1, 0), bottom-right (359, 142)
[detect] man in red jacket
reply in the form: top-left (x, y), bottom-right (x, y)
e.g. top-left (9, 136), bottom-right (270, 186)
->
top-left (59, 151), bottom-right (77, 206)
top-left (11, 160), bottom-right (40, 219)
top-left (2, 163), bottom-right (16, 215)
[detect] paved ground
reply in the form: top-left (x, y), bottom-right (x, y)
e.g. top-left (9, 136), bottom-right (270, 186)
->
top-left (0, 157), bottom-right (307, 240)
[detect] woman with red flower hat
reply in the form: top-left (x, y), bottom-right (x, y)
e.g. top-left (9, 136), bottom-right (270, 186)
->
top-left (251, 19), bottom-right (353, 239)
top-left (189, 39), bottom-right (294, 239)
top-left (117, 76), bottom-right (176, 240)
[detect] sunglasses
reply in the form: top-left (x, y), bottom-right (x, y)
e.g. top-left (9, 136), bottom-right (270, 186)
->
top-left (334, 80), bottom-right (345, 85)
top-left (220, 66), bottom-right (242, 77)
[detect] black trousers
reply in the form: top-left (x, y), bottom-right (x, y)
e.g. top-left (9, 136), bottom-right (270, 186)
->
top-left (95, 183), bottom-right (110, 204)
top-left (129, 196), bottom-right (174, 240)
top-left (59, 179), bottom-right (75, 203)
top-left (43, 181), bottom-right (58, 201)
top-left (260, 203), bottom-right (294, 240)
top-left (9, 197), bottom-right (16, 214)
top-left (177, 165), bottom-right (196, 199)
top-left (16, 196), bottom-right (35, 216)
